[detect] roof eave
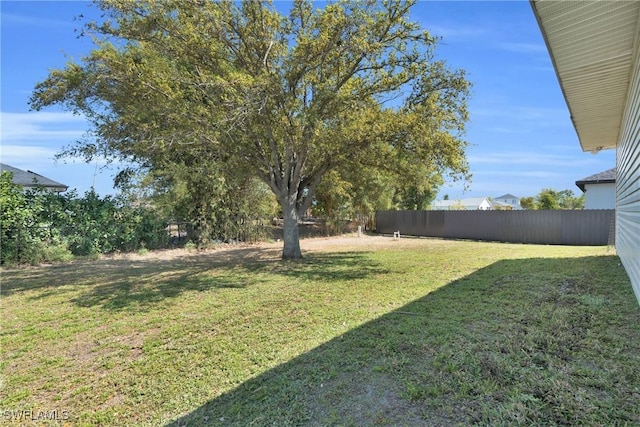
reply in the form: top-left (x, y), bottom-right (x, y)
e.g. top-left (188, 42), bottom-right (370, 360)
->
top-left (575, 179), bottom-right (615, 193)
top-left (530, 0), bottom-right (640, 152)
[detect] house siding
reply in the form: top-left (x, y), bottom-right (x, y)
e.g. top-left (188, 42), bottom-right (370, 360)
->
top-left (584, 183), bottom-right (616, 209)
top-left (616, 37), bottom-right (640, 305)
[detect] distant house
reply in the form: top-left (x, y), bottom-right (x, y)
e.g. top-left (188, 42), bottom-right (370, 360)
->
top-left (432, 197), bottom-right (493, 211)
top-left (494, 193), bottom-right (521, 210)
top-left (575, 168), bottom-right (616, 210)
top-left (0, 163), bottom-right (68, 193)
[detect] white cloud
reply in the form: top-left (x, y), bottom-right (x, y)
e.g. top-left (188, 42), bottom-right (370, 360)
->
top-left (0, 145), bottom-right (59, 163)
top-left (477, 170), bottom-right (563, 179)
top-left (481, 126), bottom-right (528, 134)
top-left (469, 105), bottom-right (571, 134)
top-left (426, 26), bottom-right (546, 55)
top-left (0, 111), bottom-right (88, 143)
top-left (473, 106), bottom-right (568, 121)
top-left (2, 111), bottom-right (85, 124)
top-left (1, 12), bottom-right (76, 28)
top-left (468, 152), bottom-right (599, 168)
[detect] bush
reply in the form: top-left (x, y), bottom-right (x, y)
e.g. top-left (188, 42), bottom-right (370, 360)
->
top-left (1, 169), bottom-right (275, 265)
top-left (1, 172), bottom-right (39, 264)
top-left (0, 174), bottom-right (172, 264)
top-left (40, 243), bottom-right (74, 263)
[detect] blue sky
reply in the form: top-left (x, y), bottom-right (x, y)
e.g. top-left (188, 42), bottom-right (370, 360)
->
top-left (1, 0), bottom-right (616, 200)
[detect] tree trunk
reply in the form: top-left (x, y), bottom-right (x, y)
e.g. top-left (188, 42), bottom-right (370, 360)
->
top-left (281, 197), bottom-right (302, 259)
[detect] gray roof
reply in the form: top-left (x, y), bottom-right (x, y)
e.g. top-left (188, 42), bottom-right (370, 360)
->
top-left (495, 194), bottom-right (518, 200)
top-left (575, 167), bottom-right (616, 192)
top-left (0, 163), bottom-right (68, 192)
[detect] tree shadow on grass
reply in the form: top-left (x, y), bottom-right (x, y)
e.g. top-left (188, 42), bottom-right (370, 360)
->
top-left (166, 255), bottom-right (640, 427)
top-left (1, 247), bottom-right (388, 311)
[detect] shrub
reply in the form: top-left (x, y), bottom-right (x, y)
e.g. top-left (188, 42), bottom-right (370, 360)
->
top-left (40, 242), bottom-right (74, 263)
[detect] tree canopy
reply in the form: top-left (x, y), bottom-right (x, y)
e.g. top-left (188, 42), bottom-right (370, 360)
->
top-left (31, 0), bottom-right (471, 259)
top-left (520, 189), bottom-right (585, 210)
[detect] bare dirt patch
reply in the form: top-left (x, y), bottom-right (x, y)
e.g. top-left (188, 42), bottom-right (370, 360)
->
top-left (100, 233), bottom-right (448, 265)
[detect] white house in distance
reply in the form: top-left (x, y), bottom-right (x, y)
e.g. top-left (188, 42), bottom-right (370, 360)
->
top-left (532, 1), bottom-right (640, 304)
top-left (494, 193), bottom-right (522, 210)
top-left (0, 163), bottom-right (68, 193)
top-left (575, 168), bottom-right (616, 210)
top-left (432, 197), bottom-right (493, 211)
top-left (431, 195), bottom-right (518, 211)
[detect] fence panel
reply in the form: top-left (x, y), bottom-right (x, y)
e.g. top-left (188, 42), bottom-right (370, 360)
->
top-left (375, 210), bottom-right (615, 246)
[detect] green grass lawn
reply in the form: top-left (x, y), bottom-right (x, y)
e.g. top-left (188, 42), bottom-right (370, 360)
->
top-left (1, 237), bottom-right (639, 426)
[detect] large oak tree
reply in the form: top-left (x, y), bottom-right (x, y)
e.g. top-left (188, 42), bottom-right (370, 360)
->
top-left (31, 0), bottom-right (471, 259)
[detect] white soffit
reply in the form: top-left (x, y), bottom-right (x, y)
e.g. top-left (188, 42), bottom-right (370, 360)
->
top-left (531, 1), bottom-right (640, 152)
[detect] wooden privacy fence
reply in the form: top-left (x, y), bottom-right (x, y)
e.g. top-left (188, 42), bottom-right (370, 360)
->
top-left (375, 210), bottom-right (615, 246)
